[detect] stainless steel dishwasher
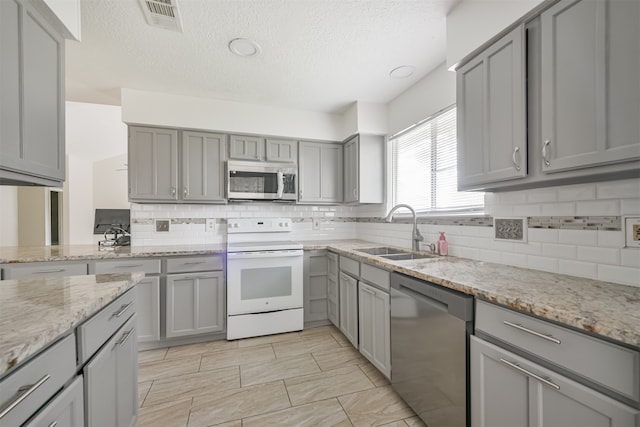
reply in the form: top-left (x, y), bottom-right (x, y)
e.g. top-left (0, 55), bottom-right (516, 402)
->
top-left (390, 272), bottom-right (474, 427)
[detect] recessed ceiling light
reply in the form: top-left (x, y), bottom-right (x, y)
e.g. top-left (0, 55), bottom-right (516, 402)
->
top-left (389, 65), bottom-right (415, 79)
top-left (228, 38), bottom-right (261, 57)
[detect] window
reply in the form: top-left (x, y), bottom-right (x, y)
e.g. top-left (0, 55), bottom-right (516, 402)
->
top-left (391, 106), bottom-right (484, 213)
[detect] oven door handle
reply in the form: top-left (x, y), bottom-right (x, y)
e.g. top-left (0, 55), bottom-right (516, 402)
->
top-left (276, 170), bottom-right (284, 199)
top-left (227, 250), bottom-right (303, 259)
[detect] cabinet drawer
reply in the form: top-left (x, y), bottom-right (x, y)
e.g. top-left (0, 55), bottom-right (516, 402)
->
top-left (166, 255), bottom-right (223, 273)
top-left (0, 334), bottom-right (76, 427)
top-left (360, 263), bottom-right (390, 292)
top-left (339, 256), bottom-right (359, 277)
top-left (476, 300), bottom-right (640, 402)
top-left (25, 375), bottom-right (84, 427)
top-left (94, 258), bottom-right (160, 275)
top-left (2, 262), bottom-right (87, 280)
top-left (77, 289), bottom-right (136, 365)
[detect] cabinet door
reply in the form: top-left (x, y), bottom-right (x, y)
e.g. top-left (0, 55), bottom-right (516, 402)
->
top-left (303, 251), bottom-right (328, 323)
top-left (327, 253), bottom-right (339, 327)
top-left (128, 126), bottom-right (179, 201)
top-left (266, 139), bottom-right (297, 163)
top-left (339, 273), bottom-right (358, 348)
top-left (457, 25), bottom-right (526, 189)
top-left (471, 336), bottom-right (640, 427)
top-left (182, 131), bottom-right (226, 202)
top-left (25, 376), bottom-right (84, 427)
top-left (541, 0), bottom-right (640, 172)
top-left (343, 137), bottom-right (359, 203)
top-left (166, 272), bottom-right (225, 338)
top-left (229, 135), bottom-right (264, 160)
top-left (298, 142), bottom-right (343, 203)
top-left (116, 316), bottom-right (138, 427)
top-left (136, 277), bottom-right (160, 342)
top-left (0, 0), bottom-right (21, 171)
top-left (358, 282), bottom-right (391, 378)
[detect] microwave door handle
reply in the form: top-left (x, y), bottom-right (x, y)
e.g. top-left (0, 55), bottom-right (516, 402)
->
top-left (276, 170), bottom-right (284, 199)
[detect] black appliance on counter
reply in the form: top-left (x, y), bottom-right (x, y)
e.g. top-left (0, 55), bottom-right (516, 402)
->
top-left (94, 209), bottom-right (131, 247)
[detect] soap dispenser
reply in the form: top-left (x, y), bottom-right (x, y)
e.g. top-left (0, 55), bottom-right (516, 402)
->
top-left (437, 232), bottom-right (448, 256)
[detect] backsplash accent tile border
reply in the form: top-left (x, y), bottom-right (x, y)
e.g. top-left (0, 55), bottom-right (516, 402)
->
top-left (528, 216), bottom-right (620, 230)
top-left (357, 216), bottom-right (494, 227)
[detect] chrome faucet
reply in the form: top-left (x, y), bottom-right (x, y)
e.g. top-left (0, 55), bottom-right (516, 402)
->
top-left (384, 204), bottom-right (424, 251)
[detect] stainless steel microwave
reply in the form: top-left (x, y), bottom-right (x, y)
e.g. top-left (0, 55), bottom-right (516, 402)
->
top-left (227, 161), bottom-right (297, 201)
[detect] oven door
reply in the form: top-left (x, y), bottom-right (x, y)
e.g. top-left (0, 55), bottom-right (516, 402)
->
top-left (227, 249), bottom-right (303, 315)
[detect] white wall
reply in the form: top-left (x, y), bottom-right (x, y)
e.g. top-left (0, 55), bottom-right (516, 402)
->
top-left (66, 102), bottom-right (127, 162)
top-left (93, 154), bottom-right (129, 209)
top-left (446, 0), bottom-right (545, 68)
top-left (386, 62), bottom-right (456, 136)
top-left (63, 154), bottom-right (94, 245)
top-left (17, 187), bottom-right (49, 246)
top-left (121, 89), bottom-right (347, 142)
top-left (0, 187), bottom-right (18, 247)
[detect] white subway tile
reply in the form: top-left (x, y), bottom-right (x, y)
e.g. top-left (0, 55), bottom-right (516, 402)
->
top-left (483, 193), bottom-right (500, 207)
top-left (478, 250), bottom-right (502, 263)
top-left (576, 200), bottom-right (620, 216)
top-left (596, 179), bottom-right (640, 200)
top-left (597, 265), bottom-right (640, 287)
top-left (527, 256), bottom-right (559, 273)
top-left (597, 231), bottom-right (624, 248)
top-left (487, 240), bottom-right (514, 252)
top-left (556, 184), bottom-right (596, 201)
top-left (621, 249), bottom-right (640, 268)
top-left (526, 188), bottom-right (558, 203)
top-left (500, 191), bottom-right (528, 205)
top-left (490, 205), bottom-right (514, 216)
top-left (577, 246), bottom-right (620, 265)
top-left (542, 243), bottom-right (577, 259)
top-left (512, 204), bottom-right (541, 216)
top-left (458, 247), bottom-right (480, 260)
top-left (621, 199), bottom-right (640, 215)
top-left (558, 229), bottom-right (597, 246)
top-left (448, 246), bottom-right (464, 257)
top-left (540, 202), bottom-right (576, 216)
top-left (558, 260), bottom-right (597, 280)
top-left (502, 253), bottom-right (528, 268)
top-left (528, 228), bottom-right (559, 243)
top-left (512, 242), bottom-right (543, 255)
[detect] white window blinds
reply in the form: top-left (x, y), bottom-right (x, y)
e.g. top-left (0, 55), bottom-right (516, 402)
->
top-left (391, 106), bottom-right (484, 212)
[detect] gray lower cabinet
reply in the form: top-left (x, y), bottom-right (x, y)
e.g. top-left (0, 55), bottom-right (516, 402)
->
top-left (303, 250), bottom-right (329, 325)
top-left (343, 134), bottom-right (384, 204)
top-left (128, 126), bottom-right (179, 201)
top-left (298, 141), bottom-right (343, 203)
top-left (165, 271), bottom-right (225, 338)
top-left (1, 261), bottom-right (88, 280)
top-left (457, 24), bottom-right (527, 189)
top-left (229, 135), bottom-right (264, 160)
top-left (25, 375), bottom-right (84, 427)
top-left (540, 0), bottom-right (640, 173)
top-left (358, 282), bottom-right (390, 378)
top-left (182, 131), bottom-right (226, 202)
top-left (136, 277), bottom-right (160, 342)
top-left (0, 0), bottom-right (65, 187)
top-left (84, 314), bottom-right (137, 427)
top-left (339, 272), bottom-right (358, 348)
top-left (471, 336), bottom-right (639, 427)
top-left (327, 252), bottom-right (339, 328)
top-left (266, 138), bottom-right (297, 163)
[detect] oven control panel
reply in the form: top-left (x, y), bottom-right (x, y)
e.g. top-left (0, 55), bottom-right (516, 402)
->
top-left (227, 218), bottom-right (292, 233)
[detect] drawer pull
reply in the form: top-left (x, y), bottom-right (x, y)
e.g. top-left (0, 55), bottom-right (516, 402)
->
top-left (183, 261), bottom-right (205, 265)
top-left (503, 320), bottom-right (561, 344)
top-left (0, 374), bottom-right (51, 419)
top-left (117, 264), bottom-right (144, 268)
top-left (361, 287), bottom-right (376, 296)
top-left (115, 328), bottom-right (136, 348)
top-left (48, 422), bottom-right (58, 427)
top-left (500, 358), bottom-right (560, 390)
top-left (33, 269), bottom-right (65, 274)
top-left (111, 301), bottom-right (133, 319)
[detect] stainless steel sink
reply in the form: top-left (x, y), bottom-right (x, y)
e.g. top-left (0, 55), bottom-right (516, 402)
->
top-left (379, 253), bottom-right (438, 260)
top-left (357, 247), bottom-right (411, 256)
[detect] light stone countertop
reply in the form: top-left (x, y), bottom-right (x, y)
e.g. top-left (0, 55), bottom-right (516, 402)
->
top-left (0, 272), bottom-right (144, 377)
top-left (301, 240), bottom-right (640, 349)
top-left (0, 244), bottom-right (227, 264)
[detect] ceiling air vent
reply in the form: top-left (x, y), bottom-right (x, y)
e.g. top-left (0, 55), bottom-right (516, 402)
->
top-left (139, 0), bottom-right (183, 32)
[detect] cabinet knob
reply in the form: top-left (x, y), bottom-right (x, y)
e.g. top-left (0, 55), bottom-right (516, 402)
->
top-left (299, 189), bottom-right (303, 200)
top-left (171, 187), bottom-right (176, 196)
top-left (512, 146), bottom-right (521, 171)
top-left (184, 186), bottom-right (188, 197)
top-left (542, 140), bottom-right (551, 166)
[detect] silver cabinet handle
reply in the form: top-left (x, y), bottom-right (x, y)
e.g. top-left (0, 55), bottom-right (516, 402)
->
top-left (110, 301), bottom-right (133, 319)
top-left (0, 374), bottom-right (51, 419)
top-left (542, 140), bottom-right (551, 166)
top-left (170, 186), bottom-right (177, 196)
top-left (183, 186), bottom-right (188, 197)
top-left (48, 422), bottom-right (58, 427)
top-left (117, 264), bottom-right (143, 269)
top-left (500, 358), bottom-right (560, 390)
top-left (183, 261), bottom-right (205, 265)
top-left (503, 320), bottom-right (561, 344)
top-left (33, 269), bottom-right (65, 274)
top-left (353, 188), bottom-right (358, 198)
top-left (299, 189), bottom-right (303, 200)
top-left (512, 146), bottom-right (521, 171)
top-left (115, 328), bottom-right (135, 348)
top-left (361, 286), bottom-right (375, 296)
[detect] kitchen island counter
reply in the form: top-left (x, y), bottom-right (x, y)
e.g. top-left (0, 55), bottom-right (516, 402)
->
top-left (0, 272), bottom-right (144, 377)
top-left (301, 240), bottom-right (640, 349)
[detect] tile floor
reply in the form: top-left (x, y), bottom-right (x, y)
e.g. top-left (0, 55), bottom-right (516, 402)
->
top-left (137, 325), bottom-right (425, 427)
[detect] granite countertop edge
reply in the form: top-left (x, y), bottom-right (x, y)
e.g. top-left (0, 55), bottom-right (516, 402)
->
top-left (0, 272), bottom-right (144, 377)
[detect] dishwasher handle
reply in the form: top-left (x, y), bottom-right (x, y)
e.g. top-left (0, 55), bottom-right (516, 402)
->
top-left (391, 272), bottom-right (474, 321)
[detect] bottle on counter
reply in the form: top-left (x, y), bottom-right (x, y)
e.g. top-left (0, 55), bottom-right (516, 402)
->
top-left (437, 232), bottom-right (448, 256)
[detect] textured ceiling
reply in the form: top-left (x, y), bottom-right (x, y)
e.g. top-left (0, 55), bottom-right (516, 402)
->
top-left (65, 0), bottom-right (459, 113)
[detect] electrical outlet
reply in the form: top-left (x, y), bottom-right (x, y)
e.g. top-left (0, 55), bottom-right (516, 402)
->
top-left (155, 219), bottom-right (170, 232)
top-left (312, 218), bottom-right (320, 230)
top-left (206, 218), bottom-right (216, 232)
top-left (625, 216), bottom-right (640, 248)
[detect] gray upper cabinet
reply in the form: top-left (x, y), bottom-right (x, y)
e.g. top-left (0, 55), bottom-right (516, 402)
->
top-left (457, 24), bottom-right (526, 189)
top-left (128, 126), bottom-right (179, 202)
top-left (298, 141), bottom-right (343, 203)
top-left (343, 134), bottom-right (384, 204)
top-left (0, 0), bottom-right (65, 187)
top-left (182, 131), bottom-right (226, 202)
top-left (266, 138), bottom-right (297, 163)
top-left (229, 135), bottom-right (264, 160)
top-left (540, 0), bottom-right (640, 173)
